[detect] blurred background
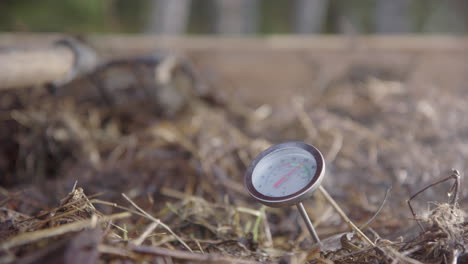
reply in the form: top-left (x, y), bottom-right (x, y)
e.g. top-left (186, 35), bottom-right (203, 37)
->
top-left (1, 1), bottom-right (468, 263)
top-left (1, 0), bottom-right (467, 35)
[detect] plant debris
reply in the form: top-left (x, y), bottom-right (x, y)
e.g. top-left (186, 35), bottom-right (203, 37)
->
top-left (0, 52), bottom-right (467, 263)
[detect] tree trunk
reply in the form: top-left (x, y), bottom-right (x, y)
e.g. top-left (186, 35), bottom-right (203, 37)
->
top-left (423, 0), bottom-right (467, 33)
top-left (293, 0), bottom-right (329, 34)
top-left (215, 0), bottom-right (260, 35)
top-left (375, 0), bottom-right (410, 33)
top-left (146, 0), bottom-right (192, 35)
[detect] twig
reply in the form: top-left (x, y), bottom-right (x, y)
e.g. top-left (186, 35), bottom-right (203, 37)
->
top-left (407, 169), bottom-right (461, 232)
top-left (400, 245), bottom-right (422, 256)
top-left (359, 185), bottom-right (392, 230)
top-left (236, 207), bottom-right (262, 217)
top-left (90, 199), bottom-right (145, 217)
top-left (129, 244), bottom-right (260, 264)
top-left (384, 246), bottom-right (424, 264)
top-left (1, 212), bottom-right (130, 250)
top-left (195, 239), bottom-right (205, 254)
top-left (133, 222), bottom-right (160, 246)
top-left (98, 244), bottom-right (138, 259)
top-left (71, 180), bottom-right (78, 192)
top-left (318, 186), bottom-right (376, 247)
top-left (121, 193), bottom-right (193, 252)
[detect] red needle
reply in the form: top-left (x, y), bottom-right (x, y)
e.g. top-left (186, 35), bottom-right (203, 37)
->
top-left (274, 165), bottom-right (301, 188)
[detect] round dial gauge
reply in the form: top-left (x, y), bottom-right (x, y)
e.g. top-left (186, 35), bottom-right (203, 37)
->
top-left (245, 142), bottom-right (325, 207)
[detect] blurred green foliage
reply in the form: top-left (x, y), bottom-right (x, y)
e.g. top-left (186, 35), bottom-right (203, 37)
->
top-left (0, 0), bottom-right (149, 32)
top-left (1, 0), bottom-right (108, 32)
top-left (260, 0), bottom-right (292, 34)
top-left (0, 0), bottom-right (466, 34)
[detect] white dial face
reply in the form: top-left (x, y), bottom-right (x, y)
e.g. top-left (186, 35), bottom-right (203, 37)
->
top-left (251, 147), bottom-right (317, 197)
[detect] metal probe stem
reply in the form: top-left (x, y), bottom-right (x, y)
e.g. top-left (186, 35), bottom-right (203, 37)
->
top-left (296, 202), bottom-right (321, 244)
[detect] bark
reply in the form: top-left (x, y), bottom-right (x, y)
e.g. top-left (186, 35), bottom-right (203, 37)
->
top-left (376, 0), bottom-right (411, 33)
top-left (146, 0), bottom-right (192, 35)
top-left (215, 0), bottom-right (260, 35)
top-left (293, 0), bottom-right (329, 34)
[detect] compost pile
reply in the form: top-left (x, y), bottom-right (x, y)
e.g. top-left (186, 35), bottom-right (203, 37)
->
top-left (0, 49), bottom-right (467, 264)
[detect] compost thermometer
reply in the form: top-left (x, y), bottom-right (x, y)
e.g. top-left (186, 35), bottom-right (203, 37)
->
top-left (244, 142), bottom-right (325, 244)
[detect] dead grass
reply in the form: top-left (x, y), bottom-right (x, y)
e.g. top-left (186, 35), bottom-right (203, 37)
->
top-left (0, 52), bottom-right (466, 263)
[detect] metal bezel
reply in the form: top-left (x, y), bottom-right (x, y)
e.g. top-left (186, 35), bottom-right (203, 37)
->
top-left (244, 142), bottom-right (325, 207)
